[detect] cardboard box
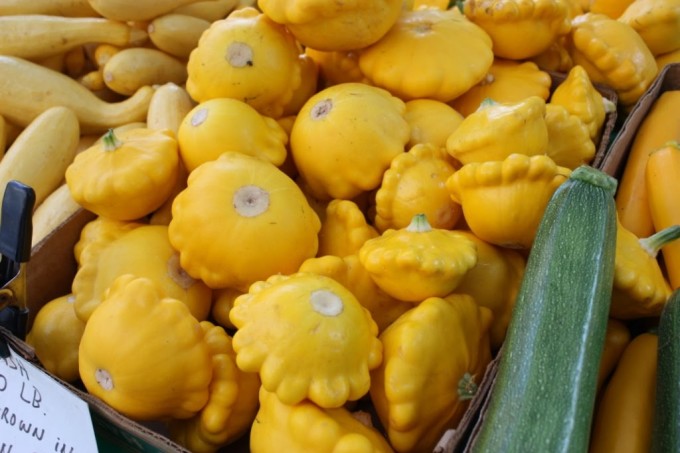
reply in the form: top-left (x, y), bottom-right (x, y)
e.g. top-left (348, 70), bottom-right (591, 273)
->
top-left (4, 70), bottom-right (621, 453)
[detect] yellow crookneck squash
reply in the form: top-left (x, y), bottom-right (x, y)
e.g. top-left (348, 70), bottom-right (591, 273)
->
top-left (168, 151), bottom-right (321, 291)
top-left (446, 154), bottom-right (570, 249)
top-left (358, 7), bottom-right (495, 103)
top-left (250, 387), bottom-right (395, 453)
top-left (185, 6), bottom-right (302, 118)
top-left (65, 127), bottom-right (180, 221)
top-left (596, 318), bottom-right (632, 393)
top-left (72, 224), bottom-right (213, 323)
top-left (358, 213), bottom-right (478, 303)
top-left (370, 293), bottom-right (493, 453)
top-left (168, 321), bottom-right (261, 453)
top-left (229, 272), bottom-right (383, 409)
top-left (79, 274), bottom-right (214, 421)
top-left (589, 332), bottom-right (658, 453)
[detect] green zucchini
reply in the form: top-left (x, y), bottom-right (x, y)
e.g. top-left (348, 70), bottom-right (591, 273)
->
top-left (469, 165), bottom-right (618, 453)
top-left (651, 288), bottom-right (680, 453)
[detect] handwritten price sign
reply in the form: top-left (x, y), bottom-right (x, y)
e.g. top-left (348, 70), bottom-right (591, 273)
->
top-left (0, 347), bottom-right (97, 453)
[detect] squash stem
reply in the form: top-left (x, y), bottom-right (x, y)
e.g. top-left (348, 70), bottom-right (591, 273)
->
top-left (102, 128), bottom-right (123, 152)
top-left (406, 213), bottom-right (432, 232)
top-left (641, 225), bottom-right (680, 258)
top-left (477, 97), bottom-right (498, 111)
top-left (457, 372), bottom-right (478, 401)
top-left (569, 165), bottom-right (618, 196)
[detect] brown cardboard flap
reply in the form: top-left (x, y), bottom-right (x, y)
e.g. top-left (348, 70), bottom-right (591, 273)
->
top-left (599, 63), bottom-right (680, 178)
top-left (26, 208), bottom-right (95, 331)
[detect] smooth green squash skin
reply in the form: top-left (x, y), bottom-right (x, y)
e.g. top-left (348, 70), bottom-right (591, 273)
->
top-left (469, 165), bottom-right (618, 453)
top-left (651, 288), bottom-right (680, 453)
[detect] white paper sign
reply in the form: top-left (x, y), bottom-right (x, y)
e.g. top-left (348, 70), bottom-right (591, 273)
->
top-left (0, 347), bottom-right (98, 453)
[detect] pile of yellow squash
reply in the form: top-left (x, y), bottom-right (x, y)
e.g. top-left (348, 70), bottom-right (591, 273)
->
top-left (1, 0), bottom-right (678, 451)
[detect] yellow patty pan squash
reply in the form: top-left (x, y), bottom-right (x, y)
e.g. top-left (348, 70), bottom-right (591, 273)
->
top-left (304, 47), bottom-right (371, 88)
top-left (587, 0), bottom-right (635, 18)
top-left (454, 230), bottom-right (526, 350)
top-left (177, 97), bottom-right (288, 173)
top-left (565, 12), bottom-right (658, 107)
top-left (463, 0), bottom-right (572, 60)
top-left (656, 48), bottom-right (680, 72)
top-left (211, 287), bottom-right (244, 331)
top-left (530, 36), bottom-right (574, 73)
top-left (374, 143), bottom-right (462, 232)
top-left (317, 199), bottom-right (379, 258)
top-left (65, 127), bottom-right (179, 221)
top-left (403, 99), bottom-right (464, 149)
top-left (168, 321), bottom-right (261, 453)
top-left (446, 154), bottom-right (570, 249)
top-left (550, 64), bottom-right (613, 141)
top-left (290, 82), bottom-right (410, 201)
top-left (79, 274), bottom-right (213, 421)
top-left (73, 216), bottom-right (145, 266)
top-left (543, 103), bottom-right (596, 169)
top-left (609, 223), bottom-right (680, 320)
top-left (299, 254), bottom-right (413, 333)
top-left (618, 0), bottom-right (680, 56)
top-left (229, 272), bottom-right (383, 408)
top-left (148, 156), bottom-right (189, 227)
top-left (370, 293), bottom-right (493, 453)
top-left (72, 224), bottom-right (212, 323)
top-left (168, 151), bottom-right (321, 291)
top-left (358, 214), bottom-right (478, 302)
top-left (26, 294), bottom-right (86, 383)
top-left (282, 54), bottom-right (320, 117)
top-left (445, 96), bottom-right (549, 165)
top-left (358, 7), bottom-right (494, 102)
top-left (450, 59), bottom-right (552, 117)
top-left (250, 387), bottom-right (394, 453)
top-left (185, 7), bottom-right (302, 118)
top-left (258, 0), bottom-right (402, 52)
